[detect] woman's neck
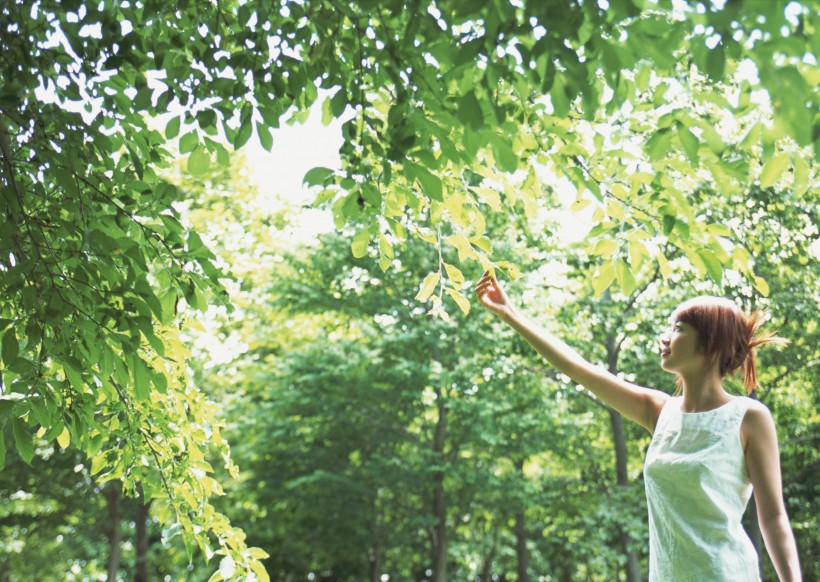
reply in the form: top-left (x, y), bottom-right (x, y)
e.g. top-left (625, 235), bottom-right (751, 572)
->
top-left (678, 369), bottom-right (731, 413)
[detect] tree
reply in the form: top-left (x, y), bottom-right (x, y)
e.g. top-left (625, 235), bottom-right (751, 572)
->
top-left (2, 0), bottom-right (817, 577)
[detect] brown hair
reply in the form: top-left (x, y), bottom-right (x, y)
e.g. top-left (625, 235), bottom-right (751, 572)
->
top-left (671, 296), bottom-right (789, 394)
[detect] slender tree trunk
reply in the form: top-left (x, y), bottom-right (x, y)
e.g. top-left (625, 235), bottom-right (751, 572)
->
top-left (105, 483), bottom-right (122, 582)
top-left (369, 515), bottom-right (382, 582)
top-left (606, 335), bottom-right (641, 582)
top-left (514, 511), bottom-right (529, 582)
top-left (135, 498), bottom-right (152, 582)
top-left (513, 458), bottom-right (530, 582)
top-left (431, 391), bottom-right (448, 582)
top-left (478, 530), bottom-right (498, 582)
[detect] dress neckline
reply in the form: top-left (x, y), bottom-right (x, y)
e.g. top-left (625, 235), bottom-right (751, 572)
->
top-left (677, 395), bottom-right (738, 415)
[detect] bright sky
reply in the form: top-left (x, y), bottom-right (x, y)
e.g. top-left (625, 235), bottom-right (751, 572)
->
top-left (243, 105), bottom-right (344, 241)
top-left (242, 103), bottom-right (593, 246)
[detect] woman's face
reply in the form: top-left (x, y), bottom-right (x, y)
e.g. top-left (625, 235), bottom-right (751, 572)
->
top-left (660, 319), bottom-right (703, 374)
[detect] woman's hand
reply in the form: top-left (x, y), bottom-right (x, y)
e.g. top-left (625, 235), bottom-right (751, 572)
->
top-left (475, 271), bottom-right (515, 319)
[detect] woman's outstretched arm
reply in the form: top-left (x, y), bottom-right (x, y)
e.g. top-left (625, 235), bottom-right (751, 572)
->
top-left (475, 272), bottom-right (668, 433)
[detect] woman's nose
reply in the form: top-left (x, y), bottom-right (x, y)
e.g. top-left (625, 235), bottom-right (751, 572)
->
top-left (660, 336), bottom-right (670, 346)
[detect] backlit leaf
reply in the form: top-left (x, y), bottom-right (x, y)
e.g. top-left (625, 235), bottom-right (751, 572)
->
top-left (415, 272), bottom-right (440, 302)
top-left (759, 155), bottom-right (788, 188)
top-left (592, 261), bottom-right (616, 296)
top-left (352, 229), bottom-right (370, 258)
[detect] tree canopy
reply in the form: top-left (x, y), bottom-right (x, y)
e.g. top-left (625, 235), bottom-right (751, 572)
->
top-left (1, 0), bottom-right (818, 578)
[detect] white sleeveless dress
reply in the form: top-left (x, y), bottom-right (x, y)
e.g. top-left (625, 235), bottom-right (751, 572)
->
top-left (644, 396), bottom-right (761, 581)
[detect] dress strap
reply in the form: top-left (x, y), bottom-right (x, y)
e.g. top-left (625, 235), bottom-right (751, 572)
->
top-left (730, 396), bottom-right (754, 425)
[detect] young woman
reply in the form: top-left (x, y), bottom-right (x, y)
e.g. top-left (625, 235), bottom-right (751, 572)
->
top-left (475, 272), bottom-right (802, 581)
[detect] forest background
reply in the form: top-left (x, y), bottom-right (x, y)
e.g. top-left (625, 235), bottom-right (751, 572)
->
top-left (0, 0), bottom-right (817, 581)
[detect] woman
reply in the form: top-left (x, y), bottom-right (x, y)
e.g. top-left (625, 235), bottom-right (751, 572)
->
top-left (475, 272), bottom-right (802, 581)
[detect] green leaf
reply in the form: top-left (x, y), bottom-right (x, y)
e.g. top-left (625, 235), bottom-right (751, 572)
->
top-left (759, 155), bottom-right (788, 189)
top-left (234, 120), bottom-right (253, 150)
top-left (657, 252), bottom-right (671, 279)
top-left (705, 41), bottom-right (725, 81)
top-left (257, 122), bottom-right (273, 152)
top-left (1, 327), bottom-right (18, 364)
top-left (165, 115), bottom-right (181, 139)
top-left (616, 259), bottom-right (637, 295)
top-left (179, 131), bottom-right (198, 155)
top-left (646, 128), bottom-right (672, 161)
top-left (676, 123), bottom-right (699, 164)
top-left (490, 135), bottom-right (518, 173)
top-left (379, 233), bottom-right (394, 259)
top-left (12, 418), bottom-right (33, 465)
top-left (0, 431), bottom-right (5, 470)
top-left (793, 156), bottom-right (809, 196)
top-left (415, 272), bottom-right (440, 302)
top-left (351, 229), bottom-right (370, 258)
top-left (409, 165), bottom-right (443, 202)
top-left (457, 91), bottom-right (484, 130)
top-left (303, 166), bottom-right (335, 186)
top-left (696, 249), bottom-right (722, 284)
top-left (187, 146), bottom-right (211, 176)
top-left (90, 452), bottom-right (107, 476)
top-left (133, 357), bottom-right (151, 401)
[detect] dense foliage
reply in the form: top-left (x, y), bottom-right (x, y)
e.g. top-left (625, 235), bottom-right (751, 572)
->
top-left (1, 0), bottom-right (818, 579)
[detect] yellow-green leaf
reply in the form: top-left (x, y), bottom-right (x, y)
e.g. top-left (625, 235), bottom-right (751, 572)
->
top-left (592, 261), bottom-right (616, 296)
top-left (732, 246), bottom-right (752, 271)
top-left (676, 123), bottom-right (699, 164)
top-left (472, 187), bottom-right (502, 211)
top-left (250, 559), bottom-right (271, 582)
top-left (446, 288), bottom-right (471, 315)
top-left (657, 252), bottom-right (671, 280)
top-left (628, 239), bottom-right (647, 269)
top-left (378, 233), bottom-right (393, 259)
top-left (415, 272), bottom-right (440, 302)
top-left (696, 249), bottom-right (722, 284)
top-left (592, 239), bottom-right (619, 259)
top-left (754, 276), bottom-right (770, 297)
top-left (351, 229), bottom-right (370, 258)
top-left (57, 426), bottom-right (71, 449)
top-left (759, 155), bottom-right (788, 189)
top-left (444, 263), bottom-right (465, 287)
top-left (793, 156), bottom-right (809, 196)
top-left (616, 259), bottom-right (637, 295)
top-left (187, 146), bottom-right (211, 176)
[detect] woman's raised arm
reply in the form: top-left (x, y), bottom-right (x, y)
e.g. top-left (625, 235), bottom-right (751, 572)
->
top-left (475, 272), bottom-right (668, 432)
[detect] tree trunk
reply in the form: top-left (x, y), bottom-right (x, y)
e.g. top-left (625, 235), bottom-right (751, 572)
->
top-left (606, 335), bottom-right (641, 582)
top-left (513, 458), bottom-right (529, 582)
top-left (514, 511), bottom-right (529, 582)
top-left (431, 392), bottom-right (448, 582)
top-left (369, 527), bottom-right (382, 582)
top-left (105, 483), bottom-right (122, 582)
top-left (135, 499), bottom-right (152, 582)
top-left (478, 530), bottom-right (498, 582)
